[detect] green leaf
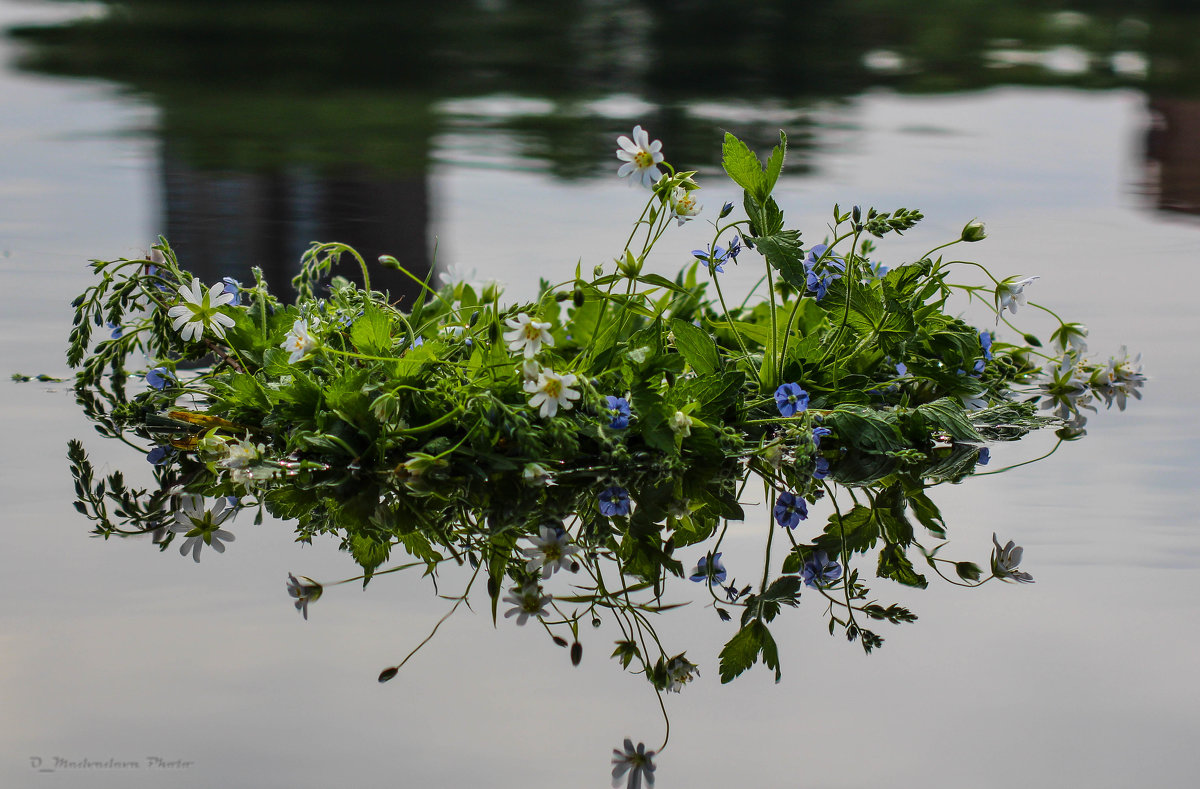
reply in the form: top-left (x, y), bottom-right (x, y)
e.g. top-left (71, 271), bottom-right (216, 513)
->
top-left (669, 319), bottom-right (720, 375)
top-left (826, 406), bottom-right (906, 454)
top-left (751, 227), bottom-right (807, 290)
top-left (916, 398), bottom-right (984, 443)
top-left (722, 132), bottom-right (766, 198)
top-left (815, 505), bottom-right (880, 555)
top-left (763, 130), bottom-right (786, 197)
top-left (719, 621), bottom-right (762, 683)
top-left (877, 543), bottom-right (928, 588)
top-left (350, 304), bottom-right (394, 357)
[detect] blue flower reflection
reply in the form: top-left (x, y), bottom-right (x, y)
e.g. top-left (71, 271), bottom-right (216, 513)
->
top-left (599, 486), bottom-right (631, 517)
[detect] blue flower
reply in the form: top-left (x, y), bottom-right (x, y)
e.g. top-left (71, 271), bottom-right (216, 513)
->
top-left (774, 382), bottom-right (809, 417)
top-left (690, 552), bottom-right (728, 584)
top-left (146, 446), bottom-right (171, 465)
top-left (146, 367), bottom-right (174, 391)
top-left (803, 243), bottom-right (845, 300)
top-left (773, 491), bottom-right (807, 529)
top-left (606, 395), bottom-right (631, 429)
top-left (106, 321), bottom-right (123, 339)
top-left (977, 447), bottom-right (990, 466)
top-left (979, 330), bottom-right (993, 361)
top-left (812, 456), bottom-right (830, 480)
top-left (725, 236), bottom-right (742, 261)
top-left (599, 486), bottom-right (631, 517)
top-left (973, 358), bottom-right (986, 375)
top-left (812, 426), bottom-right (832, 448)
top-left (801, 551), bottom-right (843, 588)
top-left (221, 276), bottom-right (242, 307)
top-left (719, 201), bottom-right (734, 219)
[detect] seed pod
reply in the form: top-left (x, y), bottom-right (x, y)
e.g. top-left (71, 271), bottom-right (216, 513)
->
top-left (570, 642), bottom-right (583, 666)
top-left (378, 667), bottom-right (399, 683)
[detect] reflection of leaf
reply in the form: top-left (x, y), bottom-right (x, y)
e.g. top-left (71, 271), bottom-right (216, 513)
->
top-left (826, 406), bottom-right (906, 454)
top-left (877, 543), bottom-right (928, 588)
top-left (815, 505), bottom-right (879, 555)
top-left (719, 620), bottom-right (782, 684)
top-left (917, 398), bottom-right (984, 442)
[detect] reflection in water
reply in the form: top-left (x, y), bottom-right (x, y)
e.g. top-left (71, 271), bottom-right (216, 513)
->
top-left (1145, 98), bottom-right (1200, 216)
top-left (9, 0), bottom-right (1200, 287)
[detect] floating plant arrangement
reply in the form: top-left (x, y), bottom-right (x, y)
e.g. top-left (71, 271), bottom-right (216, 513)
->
top-left (63, 127), bottom-right (1144, 787)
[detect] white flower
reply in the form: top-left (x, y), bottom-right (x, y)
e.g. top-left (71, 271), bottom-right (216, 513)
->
top-left (502, 584), bottom-right (552, 626)
top-left (220, 436), bottom-right (264, 469)
top-left (503, 312), bottom-right (555, 359)
top-left (616, 125), bottom-right (664, 189)
top-left (996, 276), bottom-right (1039, 322)
top-left (991, 533), bottom-right (1034, 584)
top-left (664, 654), bottom-right (699, 693)
top-left (166, 278), bottom-right (237, 342)
top-left (522, 462), bottom-right (555, 486)
top-left (169, 494), bottom-right (236, 562)
top-left (521, 525), bottom-right (580, 579)
top-left (286, 573), bottom-right (323, 620)
top-left (669, 410), bottom-right (692, 437)
top-left (668, 186), bottom-right (701, 226)
top-left (523, 369), bottom-right (581, 419)
top-left (281, 318), bottom-right (319, 363)
top-left (611, 739), bottom-right (656, 789)
top-left (1038, 354), bottom-right (1095, 421)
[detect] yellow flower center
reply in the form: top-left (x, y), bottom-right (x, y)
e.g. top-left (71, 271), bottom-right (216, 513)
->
top-left (634, 150), bottom-right (653, 168)
top-left (543, 378), bottom-right (562, 398)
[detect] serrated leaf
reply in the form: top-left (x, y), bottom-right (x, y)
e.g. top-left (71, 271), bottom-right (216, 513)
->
top-left (877, 543), bottom-right (928, 588)
top-left (722, 133), bottom-right (766, 197)
top-left (916, 398), bottom-right (984, 442)
top-left (763, 130), bottom-right (786, 196)
top-left (719, 621), bottom-right (763, 683)
top-left (350, 304), bottom-right (393, 357)
top-left (669, 318), bottom-right (720, 375)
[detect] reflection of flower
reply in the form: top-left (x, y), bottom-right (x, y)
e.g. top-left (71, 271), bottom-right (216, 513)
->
top-left (521, 525), bottom-right (580, 579)
top-left (286, 573), bottom-right (323, 620)
top-left (606, 395), bottom-right (631, 430)
top-left (802, 551), bottom-right (843, 588)
top-left (599, 486), bottom-right (631, 517)
top-left (524, 369), bottom-right (581, 419)
top-left (774, 383), bottom-right (808, 417)
top-left (1095, 346), bottom-right (1146, 411)
top-left (281, 319), bottom-right (319, 363)
top-left (689, 552), bottom-right (727, 584)
top-left (167, 278), bottom-right (237, 342)
top-left (146, 446), bottom-right (171, 466)
top-left (812, 457), bottom-right (830, 480)
top-left (991, 534), bottom-right (1034, 583)
top-left (773, 491), bottom-right (807, 528)
top-left (502, 584), bottom-right (551, 626)
top-left (522, 462), bottom-right (554, 486)
top-left (616, 126), bottom-right (665, 189)
top-left (146, 367), bottom-right (174, 391)
top-left (1038, 354), bottom-right (1094, 421)
top-left (812, 426), bottom-right (832, 448)
top-left (996, 276), bottom-right (1039, 320)
top-left (503, 312), bottom-right (554, 359)
top-left (220, 437), bottom-right (264, 469)
top-left (664, 654), bottom-right (700, 693)
top-left (611, 739), bottom-right (656, 789)
top-left (170, 494), bottom-right (236, 562)
top-left (976, 447), bottom-right (991, 466)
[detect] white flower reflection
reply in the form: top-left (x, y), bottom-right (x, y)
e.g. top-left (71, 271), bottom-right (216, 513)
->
top-left (520, 525), bottom-right (580, 579)
top-left (991, 533), bottom-right (1034, 584)
top-left (286, 573), bottom-right (323, 620)
top-left (169, 494), bottom-right (236, 562)
top-left (502, 584), bottom-right (551, 626)
top-left (611, 738), bottom-right (656, 789)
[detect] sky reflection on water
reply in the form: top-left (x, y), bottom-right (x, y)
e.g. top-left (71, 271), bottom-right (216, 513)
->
top-left (2, 1), bottom-right (1199, 787)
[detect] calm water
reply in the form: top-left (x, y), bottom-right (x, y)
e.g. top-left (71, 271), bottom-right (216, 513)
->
top-left (2, 1), bottom-right (1199, 787)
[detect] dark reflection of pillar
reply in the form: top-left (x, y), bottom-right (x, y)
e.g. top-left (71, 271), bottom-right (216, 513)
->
top-left (162, 146), bottom-right (430, 305)
top-left (1145, 98), bottom-right (1200, 216)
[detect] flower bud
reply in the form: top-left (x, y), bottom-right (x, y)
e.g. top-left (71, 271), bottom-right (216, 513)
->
top-left (961, 219), bottom-right (987, 242)
top-left (719, 201), bottom-right (734, 219)
top-left (378, 254), bottom-right (401, 270)
top-left (570, 642), bottom-right (583, 666)
top-left (593, 264), bottom-right (605, 278)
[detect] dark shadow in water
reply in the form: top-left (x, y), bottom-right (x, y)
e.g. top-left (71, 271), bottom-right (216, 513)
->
top-left (8, 0), bottom-right (1200, 289)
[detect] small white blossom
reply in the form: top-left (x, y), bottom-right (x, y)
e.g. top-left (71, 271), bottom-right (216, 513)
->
top-left (170, 494), bottom-right (236, 562)
top-left (615, 125), bottom-right (664, 189)
top-left (522, 462), bottom-right (555, 486)
top-left (502, 584), bottom-right (551, 626)
top-left (612, 739), bottom-right (656, 789)
top-left (669, 410), bottom-right (692, 437)
top-left (996, 276), bottom-right (1039, 321)
top-left (166, 278), bottom-right (237, 342)
top-left (503, 312), bottom-right (555, 359)
top-left (524, 369), bottom-right (581, 419)
top-left (668, 186), bottom-right (702, 226)
top-left (991, 533), bottom-right (1034, 583)
top-left (221, 436), bottom-right (264, 469)
top-left (521, 525), bottom-right (580, 579)
top-left (281, 318), bottom-right (319, 363)
top-left (664, 654), bottom-right (700, 693)
top-left (286, 573), bottom-right (323, 620)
